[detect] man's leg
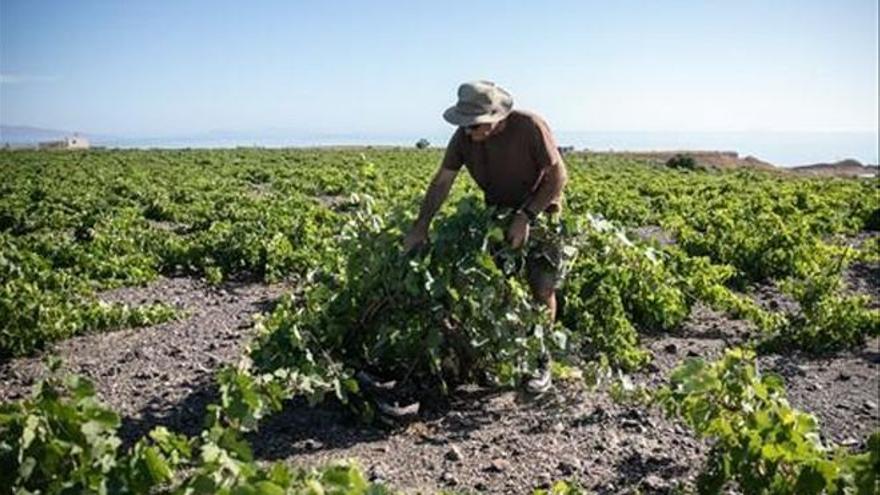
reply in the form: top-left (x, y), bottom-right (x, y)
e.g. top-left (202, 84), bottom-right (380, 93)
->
top-left (528, 269), bottom-right (557, 322)
top-left (524, 258), bottom-right (559, 394)
top-left (525, 212), bottom-right (563, 321)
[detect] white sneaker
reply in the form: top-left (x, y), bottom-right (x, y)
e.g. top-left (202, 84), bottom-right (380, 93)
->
top-left (525, 356), bottom-right (552, 394)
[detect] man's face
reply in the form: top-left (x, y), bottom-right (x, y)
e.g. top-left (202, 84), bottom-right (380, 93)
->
top-left (464, 122), bottom-right (496, 142)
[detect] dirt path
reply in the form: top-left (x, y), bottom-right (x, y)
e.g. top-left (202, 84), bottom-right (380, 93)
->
top-left (0, 276), bottom-right (291, 442)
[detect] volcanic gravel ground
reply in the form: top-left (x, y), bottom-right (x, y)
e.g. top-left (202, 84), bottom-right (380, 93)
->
top-left (758, 343), bottom-right (880, 446)
top-left (0, 241), bottom-right (877, 493)
top-left (252, 383), bottom-right (706, 494)
top-left (842, 231), bottom-right (879, 309)
top-left (641, 305), bottom-right (879, 452)
top-left (0, 276), bottom-right (291, 443)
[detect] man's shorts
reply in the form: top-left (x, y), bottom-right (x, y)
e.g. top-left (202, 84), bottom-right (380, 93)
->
top-left (488, 211), bottom-right (567, 293)
top-left (525, 214), bottom-right (565, 293)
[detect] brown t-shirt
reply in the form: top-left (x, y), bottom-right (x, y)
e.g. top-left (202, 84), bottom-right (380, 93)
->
top-left (441, 110), bottom-right (564, 211)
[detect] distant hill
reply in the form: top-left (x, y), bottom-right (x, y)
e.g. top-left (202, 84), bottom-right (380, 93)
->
top-left (791, 159), bottom-right (879, 178)
top-left (582, 151), bottom-right (878, 178)
top-left (0, 125), bottom-right (77, 145)
top-left (585, 150), bottom-right (777, 171)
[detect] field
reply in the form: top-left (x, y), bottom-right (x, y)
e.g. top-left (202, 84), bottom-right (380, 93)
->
top-left (0, 148), bottom-right (878, 494)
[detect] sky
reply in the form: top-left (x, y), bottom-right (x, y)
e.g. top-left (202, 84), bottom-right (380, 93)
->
top-left (1, 0), bottom-right (878, 138)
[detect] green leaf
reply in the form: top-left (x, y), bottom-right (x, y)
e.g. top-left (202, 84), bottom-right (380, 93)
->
top-left (253, 481), bottom-right (286, 495)
top-left (22, 414), bottom-right (40, 449)
top-left (143, 446), bottom-right (173, 483)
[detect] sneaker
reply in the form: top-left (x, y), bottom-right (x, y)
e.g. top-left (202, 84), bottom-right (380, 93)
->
top-left (525, 356), bottom-right (553, 394)
top-left (375, 398), bottom-right (420, 419)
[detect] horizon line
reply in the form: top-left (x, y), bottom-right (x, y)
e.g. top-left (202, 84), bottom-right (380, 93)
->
top-left (2, 125), bottom-right (879, 140)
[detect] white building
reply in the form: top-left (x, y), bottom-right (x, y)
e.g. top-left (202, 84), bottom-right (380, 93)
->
top-left (38, 135), bottom-right (90, 150)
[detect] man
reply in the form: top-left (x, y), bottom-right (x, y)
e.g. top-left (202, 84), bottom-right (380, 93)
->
top-left (403, 81), bottom-right (568, 393)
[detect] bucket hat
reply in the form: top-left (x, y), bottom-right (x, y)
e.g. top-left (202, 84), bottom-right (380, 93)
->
top-left (443, 81), bottom-right (513, 127)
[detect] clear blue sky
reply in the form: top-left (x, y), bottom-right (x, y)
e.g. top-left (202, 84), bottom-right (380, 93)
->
top-left (1, 0), bottom-right (877, 137)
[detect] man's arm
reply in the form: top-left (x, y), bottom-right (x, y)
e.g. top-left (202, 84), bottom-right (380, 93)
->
top-left (403, 167), bottom-right (458, 251)
top-left (507, 161), bottom-right (567, 249)
top-left (523, 160), bottom-right (568, 215)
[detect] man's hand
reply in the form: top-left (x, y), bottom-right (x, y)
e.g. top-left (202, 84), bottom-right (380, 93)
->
top-left (507, 212), bottom-right (530, 249)
top-left (404, 167), bottom-right (458, 254)
top-left (403, 226), bottom-right (428, 253)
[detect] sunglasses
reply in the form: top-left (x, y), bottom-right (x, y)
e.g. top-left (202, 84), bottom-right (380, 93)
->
top-left (465, 123), bottom-right (484, 131)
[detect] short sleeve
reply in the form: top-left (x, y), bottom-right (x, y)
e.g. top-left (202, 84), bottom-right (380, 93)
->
top-left (529, 116), bottom-right (562, 170)
top-left (441, 128), bottom-right (465, 171)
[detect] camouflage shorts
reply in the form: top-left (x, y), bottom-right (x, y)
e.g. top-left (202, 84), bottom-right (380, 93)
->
top-left (489, 212), bottom-right (567, 292)
top-left (525, 214), bottom-right (565, 291)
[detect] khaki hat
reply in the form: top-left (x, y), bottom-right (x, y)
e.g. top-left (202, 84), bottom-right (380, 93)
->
top-left (443, 80), bottom-right (513, 127)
